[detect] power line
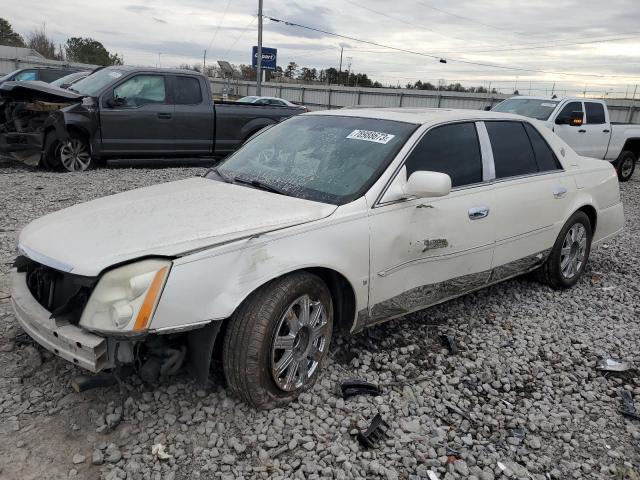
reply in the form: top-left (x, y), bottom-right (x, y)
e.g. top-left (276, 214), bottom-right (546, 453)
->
top-left (206, 0), bottom-right (233, 52)
top-left (343, 0), bottom-right (478, 44)
top-left (414, 0), bottom-right (523, 35)
top-left (264, 15), bottom-right (640, 79)
top-left (222, 15), bottom-right (257, 58)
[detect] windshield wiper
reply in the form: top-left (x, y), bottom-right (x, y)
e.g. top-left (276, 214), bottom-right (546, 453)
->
top-left (233, 176), bottom-right (288, 196)
top-left (67, 87), bottom-right (80, 93)
top-left (215, 168), bottom-right (233, 183)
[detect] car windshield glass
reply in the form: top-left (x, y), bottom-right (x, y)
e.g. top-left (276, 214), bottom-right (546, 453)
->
top-left (493, 99), bottom-right (559, 120)
top-left (211, 115), bottom-right (417, 205)
top-left (71, 68), bottom-right (125, 95)
top-left (236, 96), bottom-right (258, 103)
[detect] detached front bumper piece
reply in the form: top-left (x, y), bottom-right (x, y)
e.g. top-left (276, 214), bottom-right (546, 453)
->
top-left (10, 271), bottom-right (109, 372)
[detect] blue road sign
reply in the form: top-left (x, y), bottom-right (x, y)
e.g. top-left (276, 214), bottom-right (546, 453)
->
top-left (252, 46), bottom-right (277, 70)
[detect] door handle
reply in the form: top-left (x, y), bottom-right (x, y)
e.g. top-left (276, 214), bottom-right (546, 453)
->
top-left (468, 206), bottom-right (489, 220)
top-left (157, 113), bottom-right (172, 119)
top-left (553, 186), bottom-right (568, 199)
top-left (578, 129), bottom-right (586, 133)
top-left (603, 129), bottom-right (610, 133)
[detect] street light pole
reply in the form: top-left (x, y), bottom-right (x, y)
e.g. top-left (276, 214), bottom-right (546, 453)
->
top-left (256, 0), bottom-right (263, 96)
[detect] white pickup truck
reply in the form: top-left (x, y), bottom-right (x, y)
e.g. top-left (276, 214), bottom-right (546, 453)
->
top-left (493, 96), bottom-right (640, 181)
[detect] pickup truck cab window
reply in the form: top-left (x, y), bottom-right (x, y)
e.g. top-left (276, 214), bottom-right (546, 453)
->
top-left (113, 75), bottom-right (166, 107)
top-left (173, 76), bottom-right (202, 105)
top-left (405, 122), bottom-right (483, 187)
top-left (585, 102), bottom-right (606, 124)
top-left (486, 121), bottom-right (539, 179)
top-left (214, 115), bottom-right (417, 204)
top-left (556, 101), bottom-right (583, 123)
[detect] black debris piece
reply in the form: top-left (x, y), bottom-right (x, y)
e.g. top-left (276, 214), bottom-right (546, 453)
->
top-left (440, 334), bottom-right (458, 354)
top-left (340, 379), bottom-right (382, 400)
top-left (355, 413), bottom-right (390, 449)
top-left (619, 389), bottom-right (640, 421)
top-left (71, 373), bottom-right (118, 393)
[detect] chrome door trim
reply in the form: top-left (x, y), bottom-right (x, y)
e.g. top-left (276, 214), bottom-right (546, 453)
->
top-left (468, 206), bottom-right (490, 220)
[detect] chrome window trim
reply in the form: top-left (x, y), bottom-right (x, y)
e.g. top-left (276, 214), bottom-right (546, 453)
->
top-left (476, 121), bottom-right (495, 182)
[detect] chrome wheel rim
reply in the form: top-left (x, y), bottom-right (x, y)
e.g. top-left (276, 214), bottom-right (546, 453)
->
top-left (270, 294), bottom-right (329, 392)
top-left (560, 224), bottom-right (587, 279)
top-left (621, 157), bottom-right (634, 178)
top-left (59, 139), bottom-right (91, 172)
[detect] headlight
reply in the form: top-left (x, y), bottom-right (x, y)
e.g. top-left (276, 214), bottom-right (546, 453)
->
top-left (79, 259), bottom-right (171, 334)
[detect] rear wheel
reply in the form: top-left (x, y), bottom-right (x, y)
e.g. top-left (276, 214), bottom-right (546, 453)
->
top-left (616, 150), bottom-right (636, 182)
top-left (537, 211), bottom-right (592, 289)
top-left (222, 272), bottom-right (333, 409)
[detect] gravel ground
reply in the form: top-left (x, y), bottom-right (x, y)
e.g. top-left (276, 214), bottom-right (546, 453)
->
top-left (0, 160), bottom-right (639, 480)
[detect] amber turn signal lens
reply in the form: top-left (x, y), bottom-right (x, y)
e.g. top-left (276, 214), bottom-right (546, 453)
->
top-left (133, 266), bottom-right (169, 332)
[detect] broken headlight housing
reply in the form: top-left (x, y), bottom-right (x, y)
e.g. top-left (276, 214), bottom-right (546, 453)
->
top-left (79, 259), bottom-right (171, 335)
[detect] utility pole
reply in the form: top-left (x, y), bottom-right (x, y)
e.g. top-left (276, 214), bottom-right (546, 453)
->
top-left (256, 0), bottom-right (263, 96)
top-left (338, 47), bottom-right (343, 84)
top-left (203, 49), bottom-right (207, 75)
top-left (158, 52), bottom-right (162, 68)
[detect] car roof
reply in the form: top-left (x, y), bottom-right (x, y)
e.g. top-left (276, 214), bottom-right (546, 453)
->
top-left (306, 107), bottom-right (527, 125)
top-left (100, 65), bottom-right (204, 76)
top-left (501, 96), bottom-right (605, 103)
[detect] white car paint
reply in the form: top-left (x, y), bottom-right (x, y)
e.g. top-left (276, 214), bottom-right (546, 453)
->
top-left (12, 107), bottom-right (624, 373)
top-left (493, 96), bottom-right (640, 162)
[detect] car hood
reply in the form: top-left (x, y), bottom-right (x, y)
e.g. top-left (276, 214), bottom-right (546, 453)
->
top-left (0, 80), bottom-right (84, 102)
top-left (18, 177), bottom-right (337, 276)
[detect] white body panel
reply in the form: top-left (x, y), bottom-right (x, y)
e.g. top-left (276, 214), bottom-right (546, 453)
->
top-left (15, 108), bottom-right (624, 344)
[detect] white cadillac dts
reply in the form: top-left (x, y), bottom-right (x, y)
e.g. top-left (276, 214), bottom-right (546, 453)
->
top-left (11, 108), bottom-right (623, 409)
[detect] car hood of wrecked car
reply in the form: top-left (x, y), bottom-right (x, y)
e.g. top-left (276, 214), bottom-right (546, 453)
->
top-left (18, 177), bottom-right (338, 277)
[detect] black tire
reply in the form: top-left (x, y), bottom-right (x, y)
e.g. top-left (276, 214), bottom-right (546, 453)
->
top-left (616, 150), bottom-right (636, 182)
top-left (537, 211), bottom-right (592, 290)
top-left (43, 131), bottom-right (93, 172)
top-left (222, 272), bottom-right (333, 409)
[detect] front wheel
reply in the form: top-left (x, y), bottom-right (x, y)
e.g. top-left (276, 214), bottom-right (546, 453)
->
top-left (537, 211), bottom-right (592, 289)
top-left (616, 150), bottom-right (636, 182)
top-left (44, 132), bottom-right (93, 172)
top-left (222, 272), bottom-right (333, 409)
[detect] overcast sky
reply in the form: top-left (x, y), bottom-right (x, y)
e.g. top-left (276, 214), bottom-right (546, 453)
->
top-left (5, 0), bottom-right (640, 96)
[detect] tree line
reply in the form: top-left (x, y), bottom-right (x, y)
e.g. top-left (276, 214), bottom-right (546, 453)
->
top-left (0, 18), bottom-right (122, 66)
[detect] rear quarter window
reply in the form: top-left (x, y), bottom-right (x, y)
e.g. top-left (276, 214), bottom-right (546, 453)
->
top-left (523, 123), bottom-right (562, 172)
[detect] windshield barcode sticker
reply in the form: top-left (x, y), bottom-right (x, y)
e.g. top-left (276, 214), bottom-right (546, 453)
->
top-left (346, 129), bottom-right (395, 144)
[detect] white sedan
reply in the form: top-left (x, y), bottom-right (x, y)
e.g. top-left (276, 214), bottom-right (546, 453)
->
top-left (11, 108), bottom-right (623, 409)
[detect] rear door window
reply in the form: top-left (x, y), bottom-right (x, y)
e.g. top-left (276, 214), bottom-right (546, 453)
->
top-left (174, 76), bottom-right (203, 104)
top-left (486, 121), bottom-right (538, 179)
top-left (405, 122), bottom-right (482, 187)
top-left (523, 123), bottom-right (562, 172)
top-left (585, 102), bottom-right (606, 124)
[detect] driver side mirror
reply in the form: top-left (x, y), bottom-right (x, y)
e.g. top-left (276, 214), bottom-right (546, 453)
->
top-left (403, 171), bottom-right (451, 198)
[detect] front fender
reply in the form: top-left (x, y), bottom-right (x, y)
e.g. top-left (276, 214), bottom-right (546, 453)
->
top-left (150, 199), bottom-right (370, 333)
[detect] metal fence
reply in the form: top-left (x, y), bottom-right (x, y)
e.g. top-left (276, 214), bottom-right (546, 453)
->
top-left (210, 78), bottom-right (640, 124)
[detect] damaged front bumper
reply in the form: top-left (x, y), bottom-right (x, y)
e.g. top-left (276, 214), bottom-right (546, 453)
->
top-left (10, 271), bottom-right (111, 372)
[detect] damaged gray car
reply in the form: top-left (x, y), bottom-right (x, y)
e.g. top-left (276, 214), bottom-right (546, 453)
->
top-left (0, 66), bottom-right (305, 171)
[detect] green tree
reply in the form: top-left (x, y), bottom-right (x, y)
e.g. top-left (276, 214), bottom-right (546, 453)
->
top-left (65, 37), bottom-right (123, 66)
top-left (0, 18), bottom-right (25, 47)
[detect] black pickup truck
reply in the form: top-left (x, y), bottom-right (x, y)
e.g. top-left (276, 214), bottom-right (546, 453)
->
top-left (0, 66), bottom-right (304, 171)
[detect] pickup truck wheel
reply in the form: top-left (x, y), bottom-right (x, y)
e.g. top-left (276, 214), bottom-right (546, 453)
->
top-left (537, 211), bottom-right (592, 290)
top-left (616, 151), bottom-right (636, 182)
top-left (222, 272), bottom-right (333, 409)
top-left (44, 132), bottom-right (93, 172)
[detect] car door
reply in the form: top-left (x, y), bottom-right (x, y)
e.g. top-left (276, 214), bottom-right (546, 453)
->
top-left (486, 121), bottom-right (571, 281)
top-left (170, 75), bottom-right (213, 154)
top-left (581, 101), bottom-right (610, 159)
top-left (99, 73), bottom-right (175, 154)
top-left (553, 101), bottom-right (587, 155)
top-left (366, 122), bottom-right (496, 326)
